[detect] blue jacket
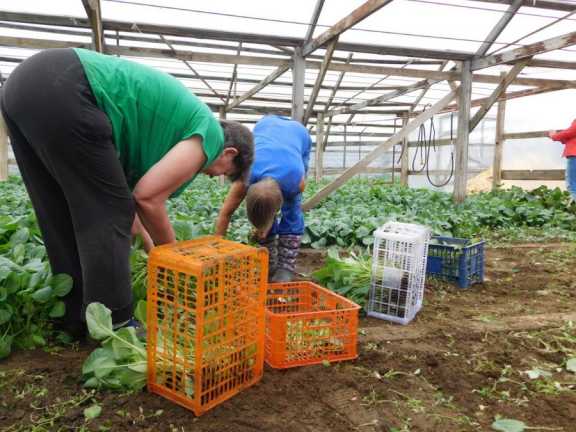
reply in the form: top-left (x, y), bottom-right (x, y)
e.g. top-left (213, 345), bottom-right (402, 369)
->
top-left (249, 115), bottom-right (311, 199)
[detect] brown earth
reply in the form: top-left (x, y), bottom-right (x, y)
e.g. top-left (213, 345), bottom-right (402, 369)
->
top-left (1, 243), bottom-right (576, 432)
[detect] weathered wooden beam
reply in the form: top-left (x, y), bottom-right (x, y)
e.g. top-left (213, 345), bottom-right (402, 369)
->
top-left (315, 131), bottom-right (395, 137)
top-left (476, 0), bottom-right (522, 57)
top-left (0, 11), bottom-right (471, 60)
top-left (322, 138), bottom-right (493, 149)
top-left (302, 88), bottom-right (458, 211)
top-left (0, 114), bottom-right (8, 181)
top-left (303, 0), bottom-right (394, 56)
top-left (472, 30), bottom-right (576, 70)
top-left (313, 60), bottom-right (573, 88)
top-left (440, 85), bottom-right (569, 115)
top-left (503, 130), bottom-right (549, 140)
top-left (211, 105), bottom-right (405, 117)
top-left (466, 0), bottom-right (576, 12)
top-left (490, 9), bottom-right (576, 57)
top-left (526, 59), bottom-right (576, 70)
top-left (227, 63), bottom-right (291, 111)
top-left (400, 114), bottom-right (409, 186)
top-left (303, 38), bottom-right (338, 125)
top-left (501, 169), bottom-right (565, 181)
top-left (1, 35), bottom-right (572, 88)
top-left (305, 0), bottom-right (325, 43)
top-left (327, 80), bottom-right (429, 116)
top-left (173, 71), bottom-right (404, 91)
top-left (493, 95), bottom-right (506, 189)
top-left (314, 166), bottom-right (484, 176)
top-left (453, 61), bottom-right (472, 203)
top-left (469, 58), bottom-right (529, 131)
top-left (81, 0), bottom-right (105, 52)
top-left (1, 18), bottom-right (441, 67)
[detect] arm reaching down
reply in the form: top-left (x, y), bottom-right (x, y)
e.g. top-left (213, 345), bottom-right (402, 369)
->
top-left (215, 179), bottom-right (248, 236)
top-left (133, 136), bottom-right (207, 246)
top-left (131, 213), bottom-right (154, 252)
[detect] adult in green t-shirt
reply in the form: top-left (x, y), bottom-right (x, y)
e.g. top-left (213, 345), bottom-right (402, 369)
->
top-left (0, 48), bottom-right (254, 337)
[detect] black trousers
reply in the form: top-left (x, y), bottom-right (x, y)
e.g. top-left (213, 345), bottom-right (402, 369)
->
top-left (0, 48), bottom-right (133, 328)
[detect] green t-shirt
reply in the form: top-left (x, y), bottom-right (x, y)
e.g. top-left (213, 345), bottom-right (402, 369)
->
top-left (73, 48), bottom-right (224, 196)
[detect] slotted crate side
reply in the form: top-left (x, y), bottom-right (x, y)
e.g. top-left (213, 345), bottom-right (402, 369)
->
top-left (426, 237), bottom-right (485, 288)
top-left (367, 237), bottom-right (419, 324)
top-left (367, 223), bottom-right (430, 325)
top-left (265, 282), bottom-right (360, 369)
top-left (197, 251), bottom-right (266, 413)
top-left (147, 262), bottom-right (200, 411)
top-left (147, 237), bottom-right (267, 416)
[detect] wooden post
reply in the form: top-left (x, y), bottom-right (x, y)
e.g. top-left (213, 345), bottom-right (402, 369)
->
top-left (0, 113), bottom-right (8, 181)
top-left (292, 48), bottom-right (305, 123)
top-left (400, 114), bottom-right (409, 186)
top-left (453, 60), bottom-right (472, 203)
top-left (81, 0), bottom-right (105, 53)
top-left (343, 124), bottom-right (348, 169)
top-left (315, 113), bottom-right (325, 181)
top-left (492, 96), bottom-right (506, 190)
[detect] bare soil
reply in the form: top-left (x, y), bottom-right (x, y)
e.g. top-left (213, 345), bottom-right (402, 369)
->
top-left (1, 243), bottom-right (576, 432)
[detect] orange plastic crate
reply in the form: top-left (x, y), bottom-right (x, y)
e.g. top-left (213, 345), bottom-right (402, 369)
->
top-left (146, 236), bottom-right (268, 416)
top-left (265, 281), bottom-right (360, 369)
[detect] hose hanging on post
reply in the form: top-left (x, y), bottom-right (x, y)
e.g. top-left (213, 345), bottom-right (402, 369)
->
top-left (426, 112), bottom-right (454, 187)
top-left (408, 106), bottom-right (455, 188)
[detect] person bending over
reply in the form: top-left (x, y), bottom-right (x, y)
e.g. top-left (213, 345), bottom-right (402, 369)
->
top-left (0, 48), bottom-right (254, 337)
top-left (216, 115), bottom-right (311, 282)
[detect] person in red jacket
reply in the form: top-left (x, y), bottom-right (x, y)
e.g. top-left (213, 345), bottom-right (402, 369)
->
top-left (549, 119), bottom-right (576, 200)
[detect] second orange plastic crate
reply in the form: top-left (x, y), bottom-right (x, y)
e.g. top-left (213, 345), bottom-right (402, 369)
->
top-left (265, 281), bottom-right (360, 369)
top-left (146, 236), bottom-right (268, 415)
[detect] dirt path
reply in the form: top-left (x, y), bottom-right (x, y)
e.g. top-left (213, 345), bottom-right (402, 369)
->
top-left (1, 243), bottom-right (576, 432)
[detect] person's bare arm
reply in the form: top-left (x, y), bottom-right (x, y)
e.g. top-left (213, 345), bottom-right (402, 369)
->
top-left (131, 213), bottom-right (154, 253)
top-left (215, 180), bottom-right (248, 237)
top-left (133, 136), bottom-right (206, 246)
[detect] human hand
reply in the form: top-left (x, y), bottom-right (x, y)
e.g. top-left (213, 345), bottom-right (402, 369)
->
top-left (299, 177), bottom-right (306, 193)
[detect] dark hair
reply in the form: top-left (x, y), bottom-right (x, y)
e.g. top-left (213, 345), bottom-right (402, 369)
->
top-left (219, 120), bottom-right (254, 182)
top-left (245, 178), bottom-right (283, 230)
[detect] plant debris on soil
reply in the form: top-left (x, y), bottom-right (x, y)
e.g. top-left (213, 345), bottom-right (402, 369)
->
top-left (2, 243), bottom-right (576, 432)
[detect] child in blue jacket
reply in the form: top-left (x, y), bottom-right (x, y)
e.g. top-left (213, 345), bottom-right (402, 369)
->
top-left (216, 115), bottom-right (311, 282)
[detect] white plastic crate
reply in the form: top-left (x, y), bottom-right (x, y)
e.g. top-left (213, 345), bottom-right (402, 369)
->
top-left (367, 222), bottom-right (431, 325)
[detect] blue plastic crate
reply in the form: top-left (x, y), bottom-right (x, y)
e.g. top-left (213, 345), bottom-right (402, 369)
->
top-left (426, 236), bottom-right (485, 289)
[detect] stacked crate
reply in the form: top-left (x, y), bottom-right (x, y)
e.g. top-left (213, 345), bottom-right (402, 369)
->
top-left (146, 236), bottom-right (268, 416)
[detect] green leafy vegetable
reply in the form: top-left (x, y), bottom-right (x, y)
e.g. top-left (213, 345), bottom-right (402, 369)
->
top-left (491, 418), bottom-right (526, 432)
top-left (83, 404), bottom-right (102, 420)
top-left (82, 303), bottom-right (147, 392)
top-left (313, 250), bottom-right (371, 307)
